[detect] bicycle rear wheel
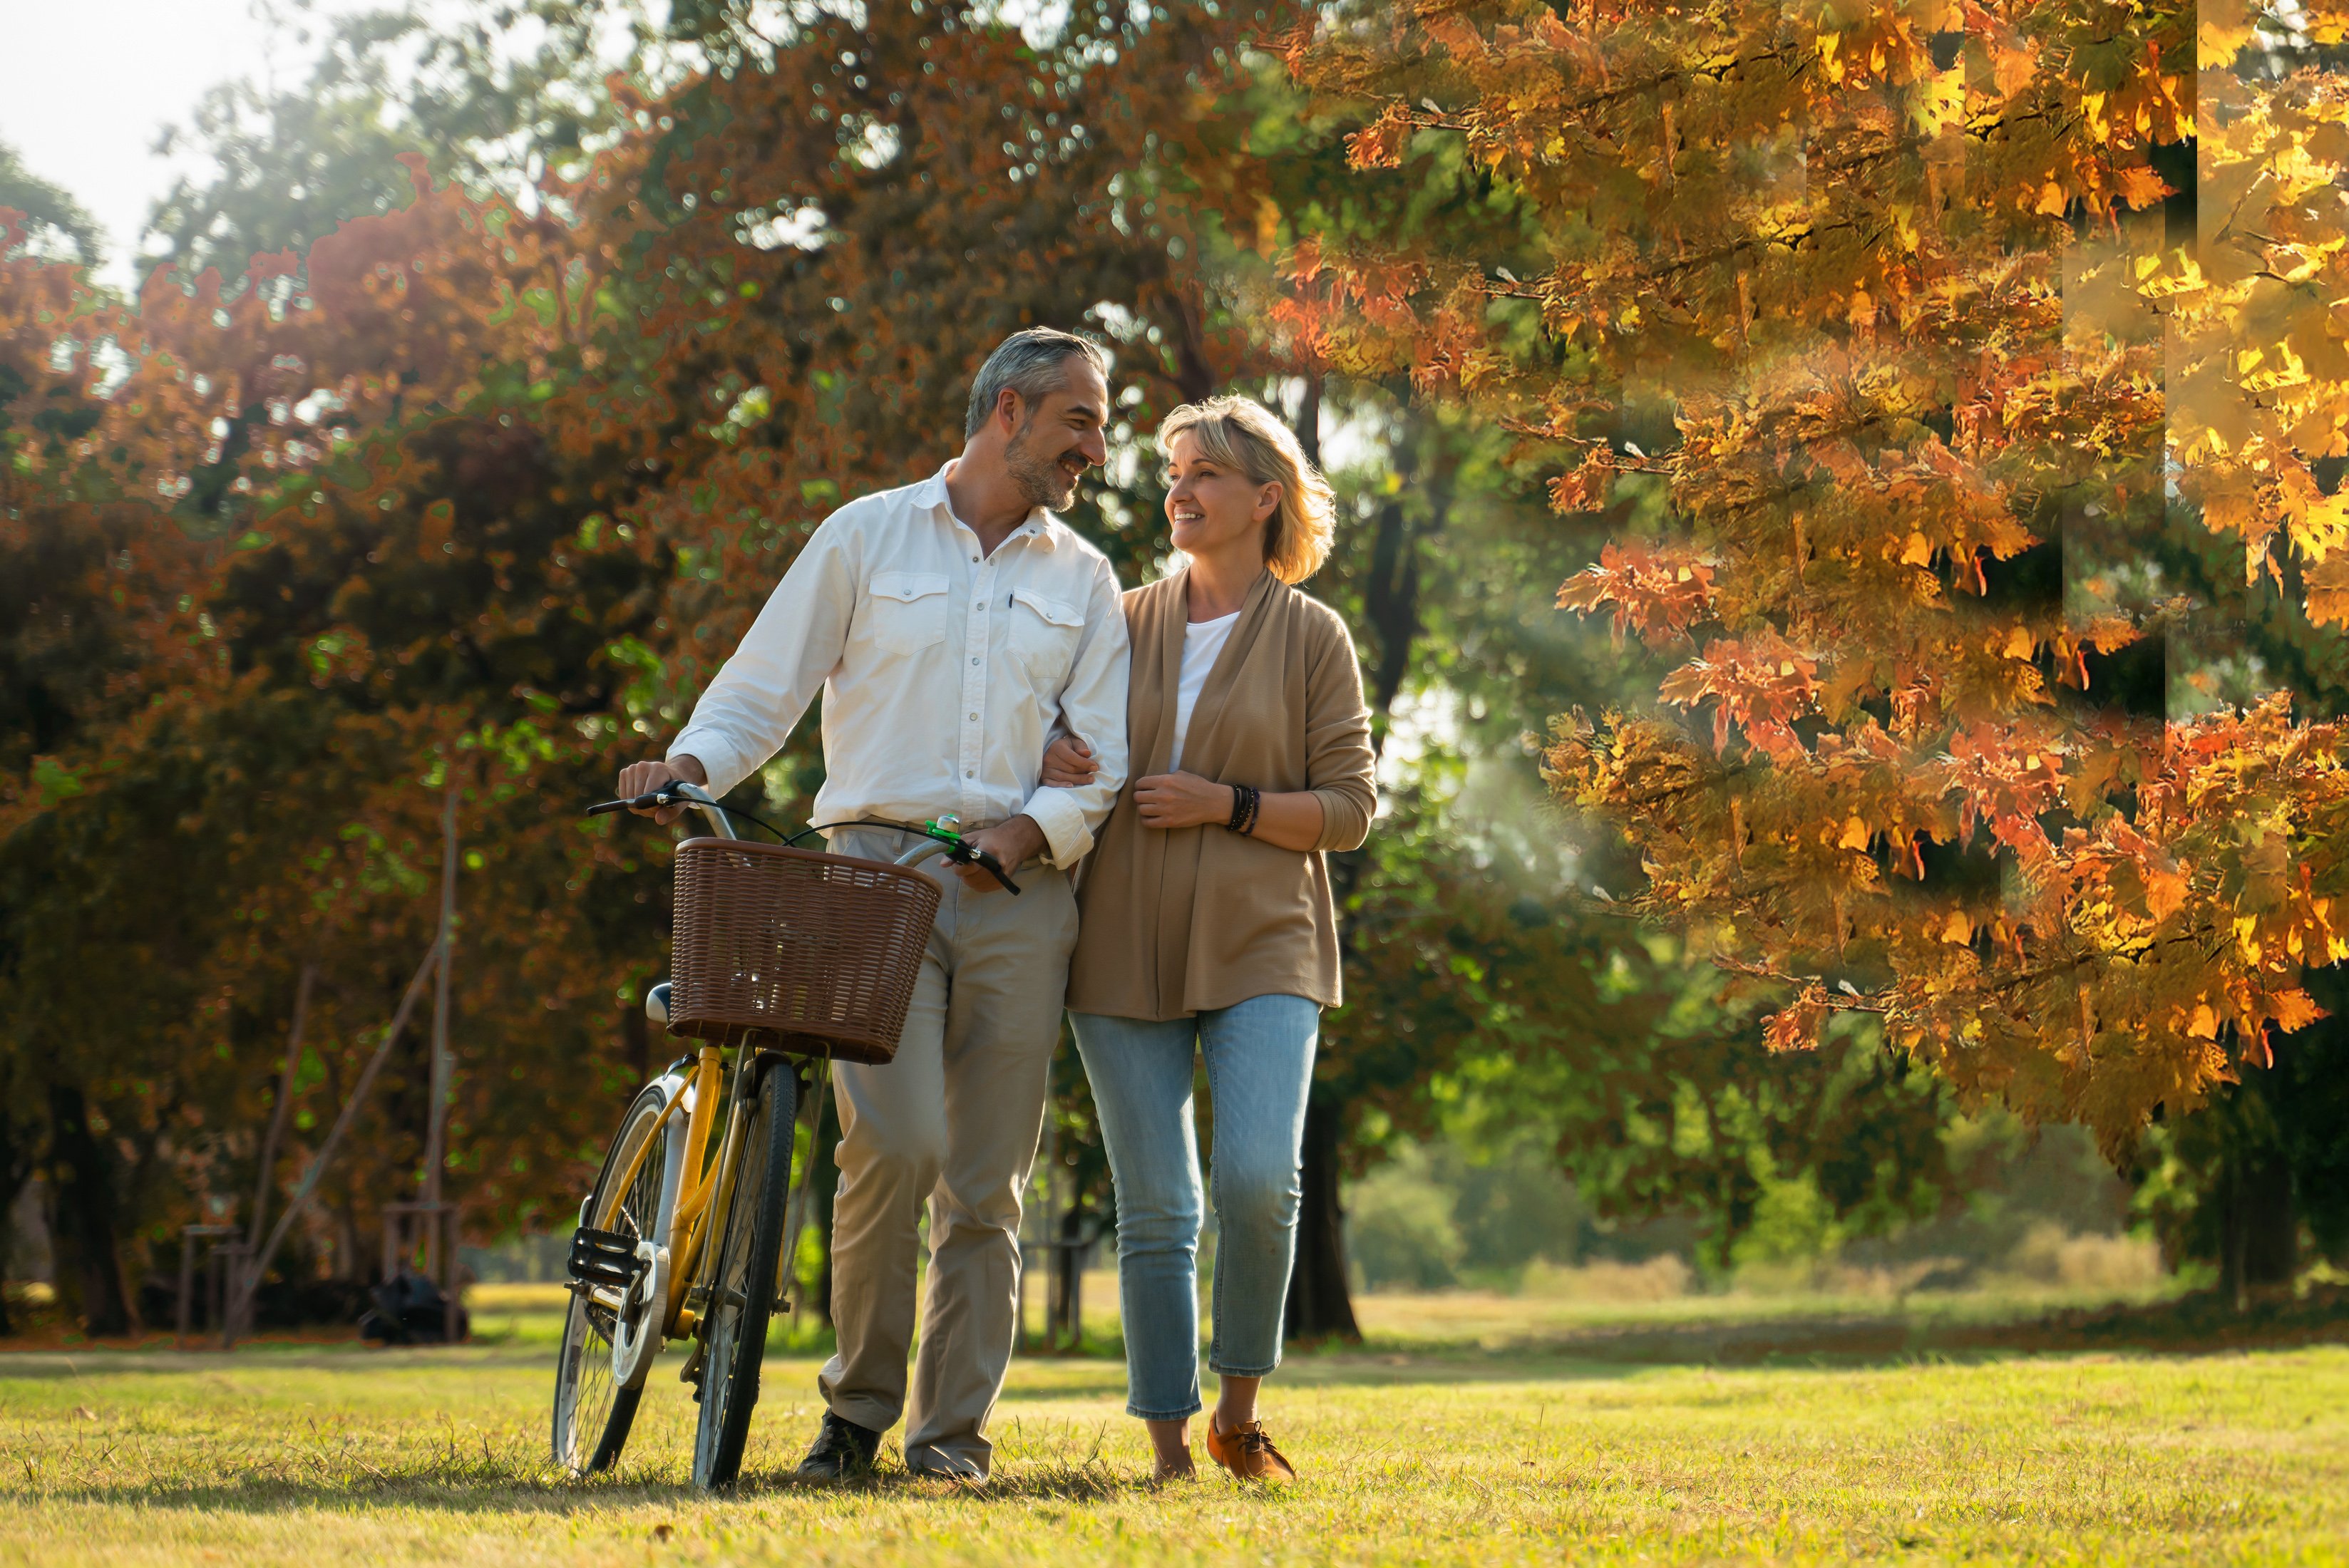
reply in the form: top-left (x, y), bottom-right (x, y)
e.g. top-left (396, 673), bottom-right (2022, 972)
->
top-left (691, 1058), bottom-right (796, 1490)
top-left (552, 1079), bottom-right (677, 1475)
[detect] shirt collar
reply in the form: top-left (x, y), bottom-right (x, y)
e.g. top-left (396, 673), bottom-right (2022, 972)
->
top-left (925, 460), bottom-right (1060, 551)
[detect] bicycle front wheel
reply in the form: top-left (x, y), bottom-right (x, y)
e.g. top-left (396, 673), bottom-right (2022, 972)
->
top-left (552, 1078), bottom-right (677, 1475)
top-left (691, 1057), bottom-right (796, 1490)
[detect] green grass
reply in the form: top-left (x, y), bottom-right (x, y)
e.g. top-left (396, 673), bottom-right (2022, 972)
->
top-left (4, 1289), bottom-right (2346, 1565)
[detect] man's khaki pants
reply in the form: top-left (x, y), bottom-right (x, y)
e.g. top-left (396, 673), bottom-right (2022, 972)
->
top-left (817, 829), bottom-right (1077, 1477)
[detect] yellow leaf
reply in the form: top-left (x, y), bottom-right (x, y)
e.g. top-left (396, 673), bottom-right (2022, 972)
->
top-left (1941, 910), bottom-right (1971, 944)
top-left (2188, 1003), bottom-right (2219, 1039)
top-left (1839, 817), bottom-right (1870, 850)
top-left (2271, 989), bottom-right (2325, 1032)
top-left (2005, 626), bottom-right (2035, 659)
top-left (1901, 531), bottom-right (1932, 565)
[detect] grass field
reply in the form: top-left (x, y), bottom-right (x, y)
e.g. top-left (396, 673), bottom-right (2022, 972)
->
top-left (4, 1284), bottom-right (2347, 1566)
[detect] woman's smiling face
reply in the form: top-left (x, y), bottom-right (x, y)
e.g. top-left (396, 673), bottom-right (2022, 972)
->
top-left (1164, 430), bottom-right (1281, 561)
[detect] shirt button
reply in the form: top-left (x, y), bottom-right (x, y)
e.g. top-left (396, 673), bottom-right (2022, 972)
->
top-left (969, 713), bottom-right (978, 721)
top-left (971, 657), bottom-right (980, 666)
top-left (965, 768), bottom-right (975, 778)
top-left (969, 555), bottom-right (978, 563)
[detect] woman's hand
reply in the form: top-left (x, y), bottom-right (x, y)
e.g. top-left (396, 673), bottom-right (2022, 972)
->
top-left (1040, 734), bottom-right (1101, 788)
top-left (1134, 771), bottom-right (1238, 831)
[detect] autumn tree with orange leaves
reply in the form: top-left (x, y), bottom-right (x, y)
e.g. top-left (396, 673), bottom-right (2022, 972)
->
top-left (1286, 0), bottom-right (2349, 1247)
top-left (1, 0), bottom-right (1292, 1334)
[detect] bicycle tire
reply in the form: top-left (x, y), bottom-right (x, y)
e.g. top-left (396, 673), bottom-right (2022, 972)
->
top-left (691, 1058), bottom-right (796, 1490)
top-left (552, 1079), bottom-right (677, 1475)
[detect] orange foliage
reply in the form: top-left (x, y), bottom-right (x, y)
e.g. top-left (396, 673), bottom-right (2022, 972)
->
top-left (1290, 0), bottom-right (2349, 1152)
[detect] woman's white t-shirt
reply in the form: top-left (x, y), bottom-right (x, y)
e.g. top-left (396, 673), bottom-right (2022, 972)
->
top-left (1167, 609), bottom-right (1241, 772)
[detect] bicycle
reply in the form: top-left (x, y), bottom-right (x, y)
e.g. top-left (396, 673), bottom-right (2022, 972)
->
top-left (551, 779), bottom-right (1018, 1490)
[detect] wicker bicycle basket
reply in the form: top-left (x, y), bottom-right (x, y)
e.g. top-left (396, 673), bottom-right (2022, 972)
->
top-left (666, 837), bottom-right (942, 1064)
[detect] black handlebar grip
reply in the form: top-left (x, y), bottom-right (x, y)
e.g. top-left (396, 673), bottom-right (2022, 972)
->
top-left (587, 790), bottom-right (679, 817)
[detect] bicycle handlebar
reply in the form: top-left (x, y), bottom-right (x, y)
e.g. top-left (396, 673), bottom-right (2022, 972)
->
top-left (585, 787), bottom-right (1021, 894)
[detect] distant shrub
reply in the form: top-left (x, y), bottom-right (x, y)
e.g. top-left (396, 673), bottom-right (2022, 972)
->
top-left (1519, 1256), bottom-right (1692, 1302)
top-left (2000, 1221), bottom-right (2164, 1292)
top-left (1347, 1150), bottom-right (1466, 1292)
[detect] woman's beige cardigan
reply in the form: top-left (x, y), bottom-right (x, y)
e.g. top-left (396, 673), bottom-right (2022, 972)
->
top-left (1065, 567), bottom-right (1377, 1020)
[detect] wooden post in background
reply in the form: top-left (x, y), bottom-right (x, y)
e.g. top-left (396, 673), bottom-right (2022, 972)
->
top-left (420, 777), bottom-right (461, 1342)
top-left (236, 963), bottom-right (317, 1341)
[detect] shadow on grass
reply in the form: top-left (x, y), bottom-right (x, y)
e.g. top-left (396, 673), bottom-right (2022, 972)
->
top-left (14, 1459), bottom-right (1195, 1517)
top-left (9, 1288), bottom-right (2345, 1396)
top-left (0, 1343), bottom-right (551, 1380)
top-left (1303, 1284), bottom-right (2349, 1374)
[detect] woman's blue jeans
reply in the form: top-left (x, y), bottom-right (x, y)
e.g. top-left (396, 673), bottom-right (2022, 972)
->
top-left (1069, 995), bottom-right (1319, 1421)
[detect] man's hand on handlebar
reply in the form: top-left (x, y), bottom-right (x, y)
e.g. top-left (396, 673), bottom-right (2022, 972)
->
top-left (617, 755), bottom-right (709, 825)
top-left (958, 817), bottom-right (1044, 893)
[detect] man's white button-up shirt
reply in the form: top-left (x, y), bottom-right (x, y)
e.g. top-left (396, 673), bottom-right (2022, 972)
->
top-left (667, 463), bottom-right (1131, 867)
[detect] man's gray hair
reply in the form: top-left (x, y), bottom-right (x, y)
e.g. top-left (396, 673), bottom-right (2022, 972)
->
top-left (964, 327), bottom-right (1109, 439)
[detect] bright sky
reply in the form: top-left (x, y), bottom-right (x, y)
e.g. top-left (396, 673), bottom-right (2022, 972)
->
top-left (0, 0), bottom-right (369, 292)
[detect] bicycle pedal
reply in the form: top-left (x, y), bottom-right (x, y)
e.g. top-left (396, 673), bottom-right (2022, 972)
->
top-left (566, 1226), bottom-right (647, 1291)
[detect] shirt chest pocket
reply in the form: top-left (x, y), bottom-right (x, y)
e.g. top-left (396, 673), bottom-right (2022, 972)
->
top-left (1007, 588), bottom-right (1084, 683)
top-left (865, 572), bottom-right (951, 656)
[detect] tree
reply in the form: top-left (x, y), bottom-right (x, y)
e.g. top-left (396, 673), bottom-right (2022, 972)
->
top-left (1, 0), bottom-right (1305, 1327)
top-left (145, 1), bottom-right (671, 289)
top-left (1283, 1), bottom-right (2349, 1227)
top-left (0, 141), bottom-right (102, 266)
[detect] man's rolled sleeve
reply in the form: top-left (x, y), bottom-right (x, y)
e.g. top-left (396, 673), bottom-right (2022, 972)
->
top-left (1019, 787), bottom-right (1095, 869)
top-left (1021, 561), bottom-right (1131, 867)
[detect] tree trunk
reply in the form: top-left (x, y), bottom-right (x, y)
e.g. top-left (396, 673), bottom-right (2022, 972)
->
top-left (1296, 373), bottom-right (1324, 470)
top-left (1283, 1088), bottom-right (1359, 1343)
top-left (2220, 1151), bottom-right (2298, 1306)
top-left (1049, 1202), bottom-right (1084, 1348)
top-left (0, 1117), bottom-right (21, 1339)
top-left (45, 1083), bottom-right (135, 1336)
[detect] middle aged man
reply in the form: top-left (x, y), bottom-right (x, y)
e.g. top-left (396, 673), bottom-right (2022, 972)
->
top-left (617, 327), bottom-right (1131, 1482)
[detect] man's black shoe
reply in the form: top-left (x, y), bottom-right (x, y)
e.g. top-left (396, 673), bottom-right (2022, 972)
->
top-left (793, 1410), bottom-right (882, 1480)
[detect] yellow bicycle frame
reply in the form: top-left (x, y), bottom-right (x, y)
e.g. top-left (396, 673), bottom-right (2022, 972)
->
top-left (600, 1043), bottom-right (736, 1340)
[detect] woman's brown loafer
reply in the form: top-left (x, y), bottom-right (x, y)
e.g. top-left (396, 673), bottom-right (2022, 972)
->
top-left (1205, 1417), bottom-right (1297, 1482)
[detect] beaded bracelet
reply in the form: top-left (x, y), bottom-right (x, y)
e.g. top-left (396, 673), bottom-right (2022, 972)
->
top-left (1226, 782), bottom-right (1260, 835)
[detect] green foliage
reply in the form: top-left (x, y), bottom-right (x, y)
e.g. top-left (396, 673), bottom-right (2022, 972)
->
top-left (0, 140), bottom-right (101, 264)
top-left (145, 1), bottom-right (668, 286)
top-left (1347, 1143), bottom-right (1466, 1291)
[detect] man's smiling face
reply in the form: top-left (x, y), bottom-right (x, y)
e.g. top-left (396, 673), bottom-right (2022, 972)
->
top-left (1004, 357), bottom-right (1111, 512)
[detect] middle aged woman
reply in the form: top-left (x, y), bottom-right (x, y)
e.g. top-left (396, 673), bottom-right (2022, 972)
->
top-left (1040, 393), bottom-right (1376, 1484)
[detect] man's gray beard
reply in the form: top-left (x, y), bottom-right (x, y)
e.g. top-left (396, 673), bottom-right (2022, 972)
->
top-left (1005, 422), bottom-right (1078, 512)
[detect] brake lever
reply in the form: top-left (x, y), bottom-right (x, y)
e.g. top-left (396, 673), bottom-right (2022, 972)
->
top-left (946, 842), bottom-right (1022, 895)
top-left (585, 787), bottom-right (690, 817)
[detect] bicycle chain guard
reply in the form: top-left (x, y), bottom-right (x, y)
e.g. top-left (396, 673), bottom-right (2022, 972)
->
top-left (610, 1237), bottom-right (671, 1391)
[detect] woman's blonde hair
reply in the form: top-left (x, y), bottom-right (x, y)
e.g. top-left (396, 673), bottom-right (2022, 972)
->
top-left (1158, 395), bottom-right (1337, 584)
